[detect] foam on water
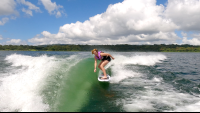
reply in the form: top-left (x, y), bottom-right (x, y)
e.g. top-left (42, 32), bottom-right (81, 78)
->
top-left (0, 52), bottom-right (92, 112)
top-left (107, 54), bottom-right (167, 66)
top-left (121, 83), bottom-right (200, 112)
top-left (104, 53), bottom-right (200, 112)
top-left (105, 53), bottom-right (167, 83)
top-left (0, 54), bottom-right (58, 112)
top-left (171, 101), bottom-right (200, 112)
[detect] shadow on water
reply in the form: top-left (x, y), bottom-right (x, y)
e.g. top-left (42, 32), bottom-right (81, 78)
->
top-left (98, 82), bottom-right (110, 90)
top-left (80, 81), bottom-right (124, 112)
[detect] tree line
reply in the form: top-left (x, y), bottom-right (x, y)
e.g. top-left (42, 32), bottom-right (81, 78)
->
top-left (0, 44), bottom-right (200, 52)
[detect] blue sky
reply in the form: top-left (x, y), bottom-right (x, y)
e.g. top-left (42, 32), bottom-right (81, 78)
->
top-left (1, 0), bottom-right (124, 42)
top-left (1, 0), bottom-right (200, 45)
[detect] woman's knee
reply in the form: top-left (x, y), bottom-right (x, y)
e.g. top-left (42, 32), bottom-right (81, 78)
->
top-left (98, 64), bottom-right (102, 69)
top-left (100, 65), bottom-right (104, 69)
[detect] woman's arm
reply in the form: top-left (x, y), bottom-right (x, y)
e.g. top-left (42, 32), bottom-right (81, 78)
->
top-left (100, 53), bottom-right (115, 60)
top-left (94, 56), bottom-right (97, 72)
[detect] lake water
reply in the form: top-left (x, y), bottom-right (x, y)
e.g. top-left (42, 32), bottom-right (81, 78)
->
top-left (0, 51), bottom-right (200, 112)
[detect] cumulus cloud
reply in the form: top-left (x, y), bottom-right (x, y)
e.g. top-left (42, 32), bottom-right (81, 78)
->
top-left (17, 0), bottom-right (41, 16)
top-left (26, 0), bottom-right (200, 45)
top-left (182, 37), bottom-right (200, 45)
top-left (0, 0), bottom-right (18, 16)
top-left (28, 31), bottom-right (69, 45)
top-left (6, 39), bottom-right (26, 45)
top-left (191, 33), bottom-right (200, 39)
top-left (7, 39), bottom-right (22, 44)
top-left (29, 0), bottom-right (180, 45)
top-left (40, 0), bottom-right (65, 18)
top-left (0, 0), bottom-right (18, 25)
top-left (181, 32), bottom-right (200, 45)
top-left (165, 0), bottom-right (200, 31)
top-left (59, 0), bottom-right (178, 38)
top-left (2, 0), bottom-right (200, 45)
top-left (0, 17), bottom-right (9, 25)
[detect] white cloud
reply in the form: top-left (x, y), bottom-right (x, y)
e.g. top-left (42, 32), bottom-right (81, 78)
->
top-left (40, 0), bottom-right (65, 18)
top-left (22, 8), bottom-right (33, 16)
top-left (0, 17), bottom-right (9, 25)
top-left (2, 0), bottom-right (200, 45)
top-left (181, 32), bottom-right (187, 37)
top-left (17, 0), bottom-right (41, 16)
top-left (165, 0), bottom-right (200, 31)
top-left (0, 35), bottom-right (3, 40)
top-left (17, 0), bottom-right (40, 11)
top-left (6, 39), bottom-right (26, 45)
top-left (28, 31), bottom-right (69, 45)
top-left (29, 0), bottom-right (180, 45)
top-left (56, 11), bottom-right (61, 18)
top-left (0, 0), bottom-right (41, 25)
top-left (181, 32), bottom-right (200, 45)
top-left (192, 33), bottom-right (200, 39)
top-left (11, 16), bottom-right (17, 20)
top-left (0, 0), bottom-right (18, 16)
top-left (0, 0), bottom-right (19, 25)
top-left (182, 37), bottom-right (200, 45)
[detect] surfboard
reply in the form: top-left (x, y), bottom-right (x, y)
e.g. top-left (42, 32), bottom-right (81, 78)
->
top-left (98, 74), bottom-right (111, 82)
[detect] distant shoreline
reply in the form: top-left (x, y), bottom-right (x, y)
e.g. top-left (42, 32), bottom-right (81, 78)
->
top-left (0, 44), bottom-right (200, 52)
top-left (0, 50), bottom-right (199, 52)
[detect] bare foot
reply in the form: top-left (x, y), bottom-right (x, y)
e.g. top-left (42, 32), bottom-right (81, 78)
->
top-left (101, 77), bottom-right (108, 80)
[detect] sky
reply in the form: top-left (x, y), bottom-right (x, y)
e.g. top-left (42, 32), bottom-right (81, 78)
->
top-left (1, 0), bottom-right (200, 45)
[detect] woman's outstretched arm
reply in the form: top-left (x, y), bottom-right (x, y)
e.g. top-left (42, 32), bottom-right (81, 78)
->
top-left (94, 56), bottom-right (97, 72)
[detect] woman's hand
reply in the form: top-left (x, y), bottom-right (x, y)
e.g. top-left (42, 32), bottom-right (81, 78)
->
top-left (112, 57), bottom-right (115, 60)
top-left (94, 69), bottom-right (96, 72)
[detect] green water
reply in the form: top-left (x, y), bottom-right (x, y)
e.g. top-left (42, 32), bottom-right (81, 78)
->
top-left (42, 57), bottom-right (122, 112)
top-left (55, 58), bottom-right (97, 112)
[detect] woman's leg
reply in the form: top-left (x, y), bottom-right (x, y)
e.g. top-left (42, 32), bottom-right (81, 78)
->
top-left (98, 61), bottom-right (103, 70)
top-left (100, 60), bottom-right (110, 79)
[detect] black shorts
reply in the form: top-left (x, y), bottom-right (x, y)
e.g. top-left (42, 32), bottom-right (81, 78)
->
top-left (102, 56), bottom-right (111, 62)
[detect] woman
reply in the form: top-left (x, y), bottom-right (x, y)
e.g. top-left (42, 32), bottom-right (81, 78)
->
top-left (91, 49), bottom-right (115, 80)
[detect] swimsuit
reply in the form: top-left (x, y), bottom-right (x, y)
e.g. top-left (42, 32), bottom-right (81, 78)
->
top-left (95, 51), bottom-right (111, 62)
top-left (102, 56), bottom-right (111, 62)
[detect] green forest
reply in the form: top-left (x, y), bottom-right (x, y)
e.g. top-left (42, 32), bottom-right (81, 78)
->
top-left (0, 44), bottom-right (200, 52)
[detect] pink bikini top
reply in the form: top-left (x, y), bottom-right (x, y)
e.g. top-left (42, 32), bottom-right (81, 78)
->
top-left (95, 51), bottom-right (102, 60)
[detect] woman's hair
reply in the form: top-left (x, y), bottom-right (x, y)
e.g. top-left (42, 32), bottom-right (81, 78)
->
top-left (91, 49), bottom-right (98, 54)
